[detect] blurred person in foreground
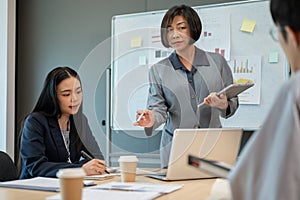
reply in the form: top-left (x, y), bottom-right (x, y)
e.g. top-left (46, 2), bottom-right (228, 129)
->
top-left (229, 0), bottom-right (300, 199)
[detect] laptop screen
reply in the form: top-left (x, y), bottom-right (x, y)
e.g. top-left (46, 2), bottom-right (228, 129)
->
top-left (166, 128), bottom-right (242, 180)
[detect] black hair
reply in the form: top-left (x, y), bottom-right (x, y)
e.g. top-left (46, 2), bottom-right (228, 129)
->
top-left (160, 4), bottom-right (202, 48)
top-left (271, 0), bottom-right (300, 40)
top-left (32, 66), bottom-right (83, 118)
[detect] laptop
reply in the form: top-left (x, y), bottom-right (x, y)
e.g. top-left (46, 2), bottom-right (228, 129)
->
top-left (146, 128), bottom-right (242, 181)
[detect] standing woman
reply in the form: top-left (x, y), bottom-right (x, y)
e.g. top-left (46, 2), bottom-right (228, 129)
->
top-left (19, 67), bottom-right (106, 179)
top-left (134, 5), bottom-right (238, 167)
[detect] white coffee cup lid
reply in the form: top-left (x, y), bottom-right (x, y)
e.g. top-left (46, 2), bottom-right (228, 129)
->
top-left (118, 155), bottom-right (138, 162)
top-left (56, 168), bottom-right (86, 178)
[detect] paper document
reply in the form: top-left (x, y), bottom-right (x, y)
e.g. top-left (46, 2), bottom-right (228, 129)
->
top-left (46, 188), bottom-right (160, 200)
top-left (0, 177), bottom-right (95, 192)
top-left (91, 181), bottom-right (183, 194)
top-left (84, 174), bottom-right (117, 180)
top-left (0, 177), bottom-right (60, 192)
top-left (84, 168), bottom-right (156, 180)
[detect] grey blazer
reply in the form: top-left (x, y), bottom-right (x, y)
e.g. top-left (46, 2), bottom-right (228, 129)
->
top-left (145, 47), bottom-right (238, 167)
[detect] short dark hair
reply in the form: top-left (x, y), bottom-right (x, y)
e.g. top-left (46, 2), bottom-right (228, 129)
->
top-left (32, 66), bottom-right (82, 117)
top-left (160, 5), bottom-right (202, 48)
top-left (271, 0), bottom-right (300, 31)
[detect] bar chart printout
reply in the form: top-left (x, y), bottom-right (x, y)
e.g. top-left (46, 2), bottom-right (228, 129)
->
top-left (228, 55), bottom-right (261, 104)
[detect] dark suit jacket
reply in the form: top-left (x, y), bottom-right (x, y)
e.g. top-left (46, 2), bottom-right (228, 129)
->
top-left (19, 112), bottom-right (104, 179)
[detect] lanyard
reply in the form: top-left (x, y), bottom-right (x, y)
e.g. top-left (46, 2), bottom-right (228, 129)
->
top-left (61, 122), bottom-right (71, 163)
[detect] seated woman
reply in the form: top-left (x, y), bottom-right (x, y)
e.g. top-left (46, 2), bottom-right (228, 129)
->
top-left (19, 66), bottom-right (106, 179)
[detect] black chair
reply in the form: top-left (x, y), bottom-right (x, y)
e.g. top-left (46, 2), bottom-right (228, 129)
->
top-left (0, 151), bottom-right (17, 181)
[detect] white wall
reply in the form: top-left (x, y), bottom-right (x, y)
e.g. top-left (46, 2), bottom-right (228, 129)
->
top-left (0, 0), bottom-right (16, 158)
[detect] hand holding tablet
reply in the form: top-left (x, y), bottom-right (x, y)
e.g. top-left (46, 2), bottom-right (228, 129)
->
top-left (216, 83), bottom-right (254, 99)
top-left (198, 83), bottom-right (254, 108)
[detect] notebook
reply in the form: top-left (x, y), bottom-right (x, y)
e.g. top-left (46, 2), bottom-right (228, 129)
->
top-left (146, 128), bottom-right (242, 181)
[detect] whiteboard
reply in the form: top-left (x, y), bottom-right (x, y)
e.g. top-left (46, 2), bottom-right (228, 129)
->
top-left (111, 0), bottom-right (287, 130)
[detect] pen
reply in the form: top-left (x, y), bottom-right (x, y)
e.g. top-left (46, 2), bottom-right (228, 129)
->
top-left (81, 150), bottom-right (110, 174)
top-left (135, 112), bottom-right (144, 122)
top-left (197, 102), bottom-right (205, 108)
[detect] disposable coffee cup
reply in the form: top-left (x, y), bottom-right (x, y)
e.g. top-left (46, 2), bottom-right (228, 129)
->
top-left (56, 168), bottom-right (86, 200)
top-left (118, 156), bottom-right (138, 182)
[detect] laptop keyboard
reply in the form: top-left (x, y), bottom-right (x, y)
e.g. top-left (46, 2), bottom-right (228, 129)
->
top-left (145, 172), bottom-right (167, 180)
top-left (152, 172), bottom-right (166, 177)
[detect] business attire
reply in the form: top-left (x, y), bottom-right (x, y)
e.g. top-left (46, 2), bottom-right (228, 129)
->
top-left (229, 71), bottom-right (300, 200)
top-left (19, 112), bottom-right (104, 179)
top-left (145, 47), bottom-right (238, 167)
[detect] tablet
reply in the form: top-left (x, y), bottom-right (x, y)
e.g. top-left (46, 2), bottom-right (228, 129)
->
top-left (217, 83), bottom-right (254, 99)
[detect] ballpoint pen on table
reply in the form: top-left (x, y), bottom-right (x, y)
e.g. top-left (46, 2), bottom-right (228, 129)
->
top-left (81, 150), bottom-right (110, 174)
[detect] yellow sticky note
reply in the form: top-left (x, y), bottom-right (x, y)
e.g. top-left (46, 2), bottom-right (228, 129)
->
top-left (240, 19), bottom-right (256, 33)
top-left (269, 50), bottom-right (279, 63)
top-left (130, 36), bottom-right (142, 48)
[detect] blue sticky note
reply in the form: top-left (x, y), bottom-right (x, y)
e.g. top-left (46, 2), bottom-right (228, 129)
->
top-left (139, 55), bottom-right (147, 65)
top-left (269, 50), bottom-right (279, 63)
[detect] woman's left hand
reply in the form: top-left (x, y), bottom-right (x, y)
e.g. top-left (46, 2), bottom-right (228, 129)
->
top-left (203, 92), bottom-right (228, 110)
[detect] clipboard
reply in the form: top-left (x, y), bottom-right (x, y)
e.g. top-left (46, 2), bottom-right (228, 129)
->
top-left (217, 83), bottom-right (254, 99)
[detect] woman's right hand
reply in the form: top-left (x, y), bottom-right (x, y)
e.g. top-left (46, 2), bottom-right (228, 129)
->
top-left (82, 159), bottom-right (106, 175)
top-left (133, 110), bottom-right (155, 128)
